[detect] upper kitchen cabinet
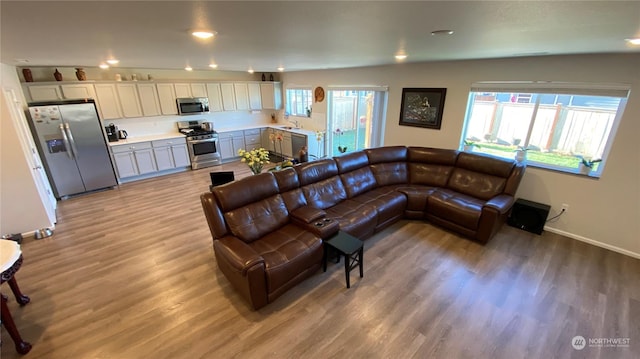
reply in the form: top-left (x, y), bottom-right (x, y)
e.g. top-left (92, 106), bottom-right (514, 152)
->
top-left (260, 82), bottom-right (283, 110)
top-left (156, 83), bottom-right (178, 115)
top-left (61, 84), bottom-right (97, 101)
top-left (233, 83), bottom-right (250, 111)
top-left (173, 83), bottom-right (192, 98)
top-left (190, 83), bottom-right (208, 98)
top-left (220, 83), bottom-right (236, 111)
top-left (247, 83), bottom-right (262, 110)
top-left (205, 83), bottom-right (223, 112)
top-left (116, 83), bottom-right (143, 118)
top-left (136, 83), bottom-right (161, 116)
top-left (24, 83), bottom-right (97, 102)
top-left (94, 84), bottom-right (123, 120)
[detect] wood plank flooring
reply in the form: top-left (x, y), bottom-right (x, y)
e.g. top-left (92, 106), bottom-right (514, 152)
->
top-left (2, 161), bottom-right (639, 358)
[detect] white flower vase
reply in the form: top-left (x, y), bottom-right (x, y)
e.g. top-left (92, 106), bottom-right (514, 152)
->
top-left (514, 150), bottom-right (527, 162)
top-left (578, 163), bottom-right (591, 175)
top-left (463, 145), bottom-right (474, 152)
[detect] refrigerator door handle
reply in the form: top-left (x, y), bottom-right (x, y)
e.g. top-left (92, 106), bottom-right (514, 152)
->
top-left (65, 123), bottom-right (80, 159)
top-left (59, 123), bottom-right (74, 159)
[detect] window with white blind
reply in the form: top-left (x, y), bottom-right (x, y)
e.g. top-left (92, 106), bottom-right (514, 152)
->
top-left (460, 82), bottom-right (629, 177)
top-left (285, 88), bottom-right (312, 117)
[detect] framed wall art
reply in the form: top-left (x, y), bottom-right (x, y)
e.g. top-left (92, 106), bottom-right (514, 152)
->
top-left (399, 88), bottom-right (447, 129)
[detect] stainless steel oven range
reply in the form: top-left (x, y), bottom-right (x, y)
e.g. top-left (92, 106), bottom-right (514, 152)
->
top-left (177, 120), bottom-right (221, 169)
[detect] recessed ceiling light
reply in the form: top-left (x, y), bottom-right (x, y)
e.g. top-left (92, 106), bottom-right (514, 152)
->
top-left (248, 69), bottom-right (255, 74)
top-left (626, 38), bottom-right (640, 45)
top-left (185, 66), bottom-right (193, 71)
top-left (277, 67), bottom-right (285, 72)
top-left (209, 63), bottom-right (218, 69)
top-left (431, 30), bottom-right (454, 36)
top-left (106, 59), bottom-right (119, 65)
top-left (192, 31), bottom-right (216, 39)
top-left (99, 63), bottom-right (109, 69)
top-left (395, 54), bottom-right (408, 60)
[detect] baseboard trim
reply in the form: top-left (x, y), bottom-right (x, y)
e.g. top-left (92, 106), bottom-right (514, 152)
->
top-left (544, 225), bottom-right (640, 260)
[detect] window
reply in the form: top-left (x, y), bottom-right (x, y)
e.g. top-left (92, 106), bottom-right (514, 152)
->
top-left (285, 88), bottom-right (312, 117)
top-left (460, 82), bottom-right (629, 177)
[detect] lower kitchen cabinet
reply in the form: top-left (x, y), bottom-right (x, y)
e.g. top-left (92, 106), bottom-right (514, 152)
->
top-left (110, 137), bottom-right (189, 180)
top-left (219, 131), bottom-right (246, 160)
top-left (152, 138), bottom-right (190, 171)
top-left (244, 128), bottom-right (262, 151)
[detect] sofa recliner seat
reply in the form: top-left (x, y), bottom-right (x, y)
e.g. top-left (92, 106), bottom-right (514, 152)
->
top-left (201, 146), bottom-right (525, 309)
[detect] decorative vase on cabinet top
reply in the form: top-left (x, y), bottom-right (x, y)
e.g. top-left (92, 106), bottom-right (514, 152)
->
top-left (75, 68), bottom-right (86, 81)
top-left (54, 69), bottom-right (63, 81)
top-left (22, 68), bottom-right (33, 82)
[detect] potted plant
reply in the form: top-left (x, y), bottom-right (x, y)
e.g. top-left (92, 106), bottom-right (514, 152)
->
top-left (514, 146), bottom-right (529, 162)
top-left (237, 148), bottom-right (270, 175)
top-left (463, 140), bottom-right (478, 152)
top-left (578, 156), bottom-right (601, 175)
top-left (335, 128), bottom-right (347, 154)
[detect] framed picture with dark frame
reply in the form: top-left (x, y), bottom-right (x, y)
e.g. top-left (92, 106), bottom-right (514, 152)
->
top-left (399, 88), bottom-right (447, 129)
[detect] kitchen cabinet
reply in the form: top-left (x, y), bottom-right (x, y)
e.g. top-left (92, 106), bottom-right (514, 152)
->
top-left (136, 83), bottom-right (161, 116)
top-left (116, 84), bottom-right (143, 118)
top-left (156, 83), bottom-right (178, 115)
top-left (61, 84), bottom-right (97, 101)
top-left (260, 82), bottom-right (283, 110)
top-left (110, 142), bottom-right (157, 178)
top-left (282, 132), bottom-right (293, 158)
top-left (26, 85), bottom-right (63, 101)
top-left (218, 131), bottom-right (246, 160)
top-left (190, 83), bottom-right (208, 98)
top-left (247, 83), bottom-right (262, 110)
top-left (233, 83), bottom-right (250, 111)
top-left (244, 128), bottom-right (262, 151)
top-left (25, 83), bottom-right (97, 102)
top-left (152, 138), bottom-right (190, 170)
top-left (261, 128), bottom-right (274, 152)
top-left (206, 83), bottom-right (223, 112)
top-left (220, 83), bottom-right (236, 111)
top-left (173, 83), bottom-right (192, 98)
top-left (94, 84), bottom-right (123, 120)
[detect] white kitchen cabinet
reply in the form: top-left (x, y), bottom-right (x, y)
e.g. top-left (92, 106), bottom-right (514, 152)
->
top-left (190, 83), bottom-right (207, 98)
top-left (247, 83), bottom-right (262, 110)
top-left (218, 131), bottom-right (246, 160)
top-left (260, 82), bottom-right (283, 110)
top-left (233, 83), bottom-right (250, 111)
top-left (136, 83), bottom-right (161, 116)
top-left (26, 83), bottom-right (97, 102)
top-left (134, 149), bottom-right (157, 174)
top-left (156, 83), bottom-right (178, 115)
top-left (27, 85), bottom-right (63, 101)
top-left (111, 142), bottom-right (156, 178)
top-left (220, 83), bottom-right (236, 111)
top-left (152, 138), bottom-right (190, 170)
top-left (94, 84), bottom-right (123, 120)
top-left (261, 128), bottom-right (273, 151)
top-left (244, 128), bottom-right (262, 151)
top-left (174, 83), bottom-right (192, 98)
top-left (116, 84), bottom-right (143, 118)
top-left (112, 152), bottom-right (138, 178)
top-left (282, 132), bottom-right (293, 158)
top-left (205, 83), bottom-right (223, 112)
top-left (61, 84), bottom-right (97, 100)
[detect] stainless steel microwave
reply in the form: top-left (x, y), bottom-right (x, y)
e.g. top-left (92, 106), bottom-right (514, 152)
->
top-left (176, 97), bottom-right (209, 115)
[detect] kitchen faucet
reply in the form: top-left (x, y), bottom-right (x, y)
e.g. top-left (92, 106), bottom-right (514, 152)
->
top-left (289, 119), bottom-right (301, 128)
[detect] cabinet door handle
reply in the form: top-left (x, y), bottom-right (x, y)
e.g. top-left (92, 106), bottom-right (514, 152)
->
top-left (131, 146), bottom-right (135, 150)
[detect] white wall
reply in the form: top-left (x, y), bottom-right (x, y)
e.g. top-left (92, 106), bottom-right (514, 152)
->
top-left (282, 53), bottom-right (640, 258)
top-left (1, 63), bottom-right (53, 234)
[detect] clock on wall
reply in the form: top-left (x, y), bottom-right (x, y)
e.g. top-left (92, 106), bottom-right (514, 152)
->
top-left (314, 86), bottom-right (325, 103)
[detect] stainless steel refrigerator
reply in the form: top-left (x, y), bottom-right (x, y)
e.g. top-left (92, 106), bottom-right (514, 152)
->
top-left (27, 99), bottom-right (117, 199)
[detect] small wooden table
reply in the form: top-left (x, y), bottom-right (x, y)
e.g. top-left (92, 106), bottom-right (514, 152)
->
top-left (1, 240), bottom-right (32, 354)
top-left (323, 231), bottom-right (364, 288)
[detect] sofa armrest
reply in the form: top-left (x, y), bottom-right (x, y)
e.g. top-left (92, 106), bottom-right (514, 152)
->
top-left (483, 194), bottom-right (515, 215)
top-left (291, 206), bottom-right (326, 224)
top-left (213, 236), bottom-right (264, 276)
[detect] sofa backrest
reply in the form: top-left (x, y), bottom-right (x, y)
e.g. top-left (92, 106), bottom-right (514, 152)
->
top-left (212, 172), bottom-right (289, 243)
top-left (407, 147), bottom-right (458, 187)
top-left (273, 167), bottom-right (307, 211)
top-left (295, 159), bottom-right (347, 209)
top-left (334, 152), bottom-right (377, 198)
top-left (447, 152), bottom-right (515, 200)
top-left (365, 146), bottom-right (408, 186)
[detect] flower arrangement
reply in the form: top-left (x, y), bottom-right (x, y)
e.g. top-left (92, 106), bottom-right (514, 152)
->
top-left (580, 156), bottom-right (602, 168)
top-left (316, 131), bottom-right (325, 158)
top-left (334, 128), bottom-right (347, 153)
top-left (238, 148), bottom-right (270, 175)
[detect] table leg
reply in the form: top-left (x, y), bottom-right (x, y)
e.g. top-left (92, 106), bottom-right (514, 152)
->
top-left (359, 247), bottom-right (364, 278)
top-left (1, 293), bottom-right (32, 354)
top-left (8, 277), bottom-right (30, 306)
top-left (344, 254), bottom-right (350, 288)
top-left (322, 245), bottom-right (327, 272)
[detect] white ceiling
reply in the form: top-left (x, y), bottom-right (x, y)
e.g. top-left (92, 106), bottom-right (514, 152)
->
top-left (2, 1), bottom-right (639, 73)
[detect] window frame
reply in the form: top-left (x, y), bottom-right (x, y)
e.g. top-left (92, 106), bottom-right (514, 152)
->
top-left (285, 87), bottom-right (313, 117)
top-left (459, 82), bottom-right (630, 178)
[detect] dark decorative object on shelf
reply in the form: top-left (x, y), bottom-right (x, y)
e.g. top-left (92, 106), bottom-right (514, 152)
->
top-left (262, 73), bottom-right (266, 81)
top-left (54, 69), bottom-right (63, 81)
top-left (75, 68), bottom-right (86, 81)
top-left (399, 88), bottom-right (447, 130)
top-left (22, 69), bottom-right (33, 82)
top-left (269, 73), bottom-right (274, 81)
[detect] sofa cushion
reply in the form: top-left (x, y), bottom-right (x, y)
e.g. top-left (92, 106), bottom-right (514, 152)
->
top-left (365, 146), bottom-right (408, 164)
top-left (249, 224), bottom-right (323, 293)
top-left (224, 194), bottom-right (290, 243)
top-left (295, 159), bottom-right (338, 186)
top-left (428, 189), bottom-right (485, 230)
top-left (302, 176), bottom-right (348, 210)
top-left (407, 147), bottom-right (458, 187)
top-left (340, 167), bottom-right (377, 198)
top-left (214, 172), bottom-right (279, 212)
top-left (334, 151), bottom-right (370, 173)
top-left (369, 162), bottom-right (408, 186)
top-left (273, 168), bottom-right (307, 211)
top-left (325, 200), bottom-right (377, 239)
top-left (396, 185), bottom-right (437, 212)
top-left (456, 152), bottom-right (515, 178)
top-left (351, 189), bottom-right (407, 227)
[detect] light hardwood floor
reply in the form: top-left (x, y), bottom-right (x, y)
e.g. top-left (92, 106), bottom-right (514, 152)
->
top-left (2, 162), bottom-right (639, 358)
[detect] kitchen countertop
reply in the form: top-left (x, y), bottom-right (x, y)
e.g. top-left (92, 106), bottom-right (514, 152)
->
top-left (108, 133), bottom-right (184, 146)
top-left (216, 124), bottom-right (320, 136)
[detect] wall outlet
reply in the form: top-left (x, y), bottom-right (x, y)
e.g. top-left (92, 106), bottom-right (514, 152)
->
top-left (561, 203), bottom-right (569, 213)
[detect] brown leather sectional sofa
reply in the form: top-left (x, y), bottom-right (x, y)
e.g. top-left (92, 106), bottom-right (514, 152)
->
top-left (201, 146), bottom-right (525, 309)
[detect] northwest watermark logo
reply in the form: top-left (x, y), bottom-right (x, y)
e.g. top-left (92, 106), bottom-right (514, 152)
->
top-left (572, 335), bottom-right (630, 350)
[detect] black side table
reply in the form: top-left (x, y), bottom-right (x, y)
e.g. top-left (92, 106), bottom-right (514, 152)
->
top-left (323, 231), bottom-right (364, 288)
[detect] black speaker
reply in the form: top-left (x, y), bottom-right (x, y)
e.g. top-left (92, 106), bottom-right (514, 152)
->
top-left (508, 198), bottom-right (550, 235)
